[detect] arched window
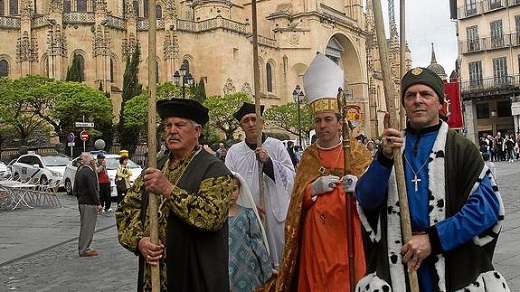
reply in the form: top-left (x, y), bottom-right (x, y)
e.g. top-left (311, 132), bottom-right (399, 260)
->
top-left (110, 58), bottom-right (114, 83)
top-left (143, 0), bottom-right (148, 17)
top-left (266, 63), bottom-right (273, 92)
top-left (156, 4), bottom-right (162, 19)
top-left (64, 0), bottom-right (71, 12)
top-left (0, 0), bottom-right (5, 15)
top-left (0, 60), bottom-right (9, 77)
top-left (9, 0), bottom-right (17, 15)
top-left (155, 60), bottom-right (159, 83)
top-left (77, 0), bottom-right (87, 12)
top-left (133, 0), bottom-right (139, 17)
top-left (182, 59), bottom-right (190, 74)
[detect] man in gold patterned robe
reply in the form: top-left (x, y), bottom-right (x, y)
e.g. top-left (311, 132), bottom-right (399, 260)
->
top-left (262, 53), bottom-right (373, 291)
top-left (116, 98), bottom-right (233, 292)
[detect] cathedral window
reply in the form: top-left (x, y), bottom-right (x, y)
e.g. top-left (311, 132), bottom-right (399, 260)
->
top-left (9, 0), bottom-right (17, 15)
top-left (64, 0), bottom-right (71, 12)
top-left (110, 58), bottom-right (114, 83)
top-left (77, 0), bottom-right (87, 12)
top-left (144, 0), bottom-right (148, 17)
top-left (266, 63), bottom-right (273, 93)
top-left (0, 0), bottom-right (4, 16)
top-left (133, 0), bottom-right (139, 17)
top-left (0, 59), bottom-right (8, 77)
top-left (156, 4), bottom-right (162, 19)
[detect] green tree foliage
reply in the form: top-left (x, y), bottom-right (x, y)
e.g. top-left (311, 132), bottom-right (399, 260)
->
top-left (203, 93), bottom-right (252, 142)
top-left (0, 76), bottom-right (112, 146)
top-left (119, 45), bottom-right (143, 153)
top-left (263, 102), bottom-right (313, 141)
top-left (66, 54), bottom-right (83, 82)
top-left (191, 78), bottom-right (206, 103)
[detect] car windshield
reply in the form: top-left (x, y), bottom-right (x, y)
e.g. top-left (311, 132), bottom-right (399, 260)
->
top-left (41, 155), bottom-right (72, 166)
top-left (104, 157), bottom-right (140, 170)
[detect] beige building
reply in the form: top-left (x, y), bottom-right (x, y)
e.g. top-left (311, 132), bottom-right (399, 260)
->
top-left (453, 0), bottom-right (520, 143)
top-left (0, 0), bottom-right (409, 140)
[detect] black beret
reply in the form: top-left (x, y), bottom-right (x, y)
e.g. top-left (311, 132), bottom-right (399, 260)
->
top-left (157, 98), bottom-right (209, 126)
top-left (233, 102), bottom-right (265, 122)
top-left (401, 67), bottom-right (445, 105)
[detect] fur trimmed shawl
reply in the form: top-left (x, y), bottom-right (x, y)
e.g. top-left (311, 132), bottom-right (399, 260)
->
top-left (356, 122), bottom-right (509, 292)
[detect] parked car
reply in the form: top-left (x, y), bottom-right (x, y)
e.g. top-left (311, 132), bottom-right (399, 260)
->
top-left (0, 161), bottom-right (10, 179)
top-left (62, 153), bottom-right (143, 197)
top-left (11, 152), bottom-right (72, 186)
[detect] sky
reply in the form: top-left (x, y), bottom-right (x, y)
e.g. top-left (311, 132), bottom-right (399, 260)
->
top-left (380, 0), bottom-right (458, 75)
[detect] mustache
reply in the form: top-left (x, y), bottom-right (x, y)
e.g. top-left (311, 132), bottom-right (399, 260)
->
top-left (167, 134), bottom-right (181, 141)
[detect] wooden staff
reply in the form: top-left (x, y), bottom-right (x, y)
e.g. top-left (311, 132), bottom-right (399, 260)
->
top-left (371, 0), bottom-right (419, 291)
top-left (337, 88), bottom-right (355, 292)
top-left (147, 0), bottom-right (160, 290)
top-left (251, 0), bottom-right (266, 227)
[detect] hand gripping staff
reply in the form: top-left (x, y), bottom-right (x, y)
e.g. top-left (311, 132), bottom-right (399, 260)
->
top-left (371, 0), bottom-right (419, 291)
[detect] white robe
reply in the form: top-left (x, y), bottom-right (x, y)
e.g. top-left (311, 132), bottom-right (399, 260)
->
top-left (225, 137), bottom-right (295, 267)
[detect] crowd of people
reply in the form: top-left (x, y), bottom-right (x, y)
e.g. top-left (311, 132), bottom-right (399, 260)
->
top-left (68, 55), bottom-right (511, 291)
top-left (480, 132), bottom-right (520, 162)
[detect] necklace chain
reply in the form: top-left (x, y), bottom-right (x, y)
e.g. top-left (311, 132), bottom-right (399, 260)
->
top-left (404, 155), bottom-right (429, 192)
top-left (318, 146), bottom-right (344, 176)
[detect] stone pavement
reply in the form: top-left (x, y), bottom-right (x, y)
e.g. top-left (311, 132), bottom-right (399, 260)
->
top-left (1, 161), bottom-right (520, 291)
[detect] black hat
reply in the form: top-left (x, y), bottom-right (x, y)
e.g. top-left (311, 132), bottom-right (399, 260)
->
top-left (157, 98), bottom-right (209, 126)
top-left (233, 102), bottom-right (264, 122)
top-left (97, 154), bottom-right (105, 159)
top-left (401, 67), bottom-right (445, 105)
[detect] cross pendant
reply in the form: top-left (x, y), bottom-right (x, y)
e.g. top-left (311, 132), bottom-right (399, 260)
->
top-left (411, 175), bottom-right (421, 192)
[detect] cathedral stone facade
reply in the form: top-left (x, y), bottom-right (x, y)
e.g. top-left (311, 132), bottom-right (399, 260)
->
top-left (0, 0), bottom-right (409, 140)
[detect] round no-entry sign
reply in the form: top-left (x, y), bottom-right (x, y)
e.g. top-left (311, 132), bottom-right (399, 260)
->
top-left (80, 130), bottom-right (89, 141)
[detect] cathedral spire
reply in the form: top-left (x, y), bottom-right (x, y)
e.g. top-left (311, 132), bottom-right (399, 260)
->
top-left (388, 0), bottom-right (398, 36)
top-left (430, 42), bottom-right (438, 64)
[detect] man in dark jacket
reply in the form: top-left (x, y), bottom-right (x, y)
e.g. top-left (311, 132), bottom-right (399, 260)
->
top-left (74, 152), bottom-right (102, 257)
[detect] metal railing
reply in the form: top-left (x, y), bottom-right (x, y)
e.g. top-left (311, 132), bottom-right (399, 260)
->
top-left (459, 33), bottom-right (518, 54)
top-left (460, 75), bottom-right (520, 93)
top-left (457, 0), bottom-right (520, 20)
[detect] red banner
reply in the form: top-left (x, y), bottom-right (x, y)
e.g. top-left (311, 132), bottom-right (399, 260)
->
top-left (442, 81), bottom-right (463, 129)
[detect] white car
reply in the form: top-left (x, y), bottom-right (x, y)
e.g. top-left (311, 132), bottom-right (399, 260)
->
top-left (11, 152), bottom-right (72, 186)
top-left (63, 153), bottom-right (143, 197)
top-left (0, 161), bottom-right (10, 179)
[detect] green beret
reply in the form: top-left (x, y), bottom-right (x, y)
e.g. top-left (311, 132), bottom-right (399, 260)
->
top-left (401, 67), bottom-right (445, 105)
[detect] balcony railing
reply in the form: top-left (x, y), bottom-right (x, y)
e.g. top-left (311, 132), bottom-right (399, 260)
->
top-left (457, 0), bottom-right (520, 20)
top-left (0, 16), bottom-right (21, 28)
top-left (460, 33), bottom-right (515, 54)
top-left (460, 75), bottom-right (519, 94)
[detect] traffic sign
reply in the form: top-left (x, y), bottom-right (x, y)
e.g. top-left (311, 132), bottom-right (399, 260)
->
top-left (67, 132), bottom-right (75, 142)
top-left (75, 122), bottom-right (95, 128)
top-left (80, 130), bottom-right (89, 141)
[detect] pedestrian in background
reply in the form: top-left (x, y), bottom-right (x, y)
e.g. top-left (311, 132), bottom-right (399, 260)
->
top-left (95, 153), bottom-right (112, 212)
top-left (74, 152), bottom-right (102, 257)
top-left (356, 67), bottom-right (509, 291)
top-left (116, 98), bottom-right (233, 291)
top-left (115, 156), bottom-right (132, 207)
top-left (228, 172), bottom-right (272, 292)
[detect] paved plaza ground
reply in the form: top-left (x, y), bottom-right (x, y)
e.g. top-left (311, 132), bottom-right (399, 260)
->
top-left (0, 161), bottom-right (519, 291)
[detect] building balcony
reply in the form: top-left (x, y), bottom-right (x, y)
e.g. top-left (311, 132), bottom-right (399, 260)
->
top-left (459, 33), bottom-right (519, 54)
top-left (457, 0), bottom-right (520, 19)
top-left (461, 75), bottom-right (520, 100)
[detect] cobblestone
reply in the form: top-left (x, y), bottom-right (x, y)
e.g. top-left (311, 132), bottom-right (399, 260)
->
top-left (0, 161), bottom-right (520, 291)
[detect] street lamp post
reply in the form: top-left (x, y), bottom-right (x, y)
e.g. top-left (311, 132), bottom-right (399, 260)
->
top-left (173, 63), bottom-right (194, 98)
top-left (293, 85), bottom-right (304, 148)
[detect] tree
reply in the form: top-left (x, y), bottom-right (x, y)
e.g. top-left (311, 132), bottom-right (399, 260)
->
top-left (191, 78), bottom-right (207, 103)
top-left (119, 45), bottom-right (143, 153)
top-left (66, 54), bottom-right (83, 82)
top-left (0, 76), bottom-right (54, 145)
top-left (203, 93), bottom-right (252, 142)
top-left (0, 76), bottom-right (113, 147)
top-left (263, 102), bottom-right (313, 142)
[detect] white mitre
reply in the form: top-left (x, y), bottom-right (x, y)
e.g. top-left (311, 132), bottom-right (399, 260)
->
top-left (303, 52), bottom-right (344, 114)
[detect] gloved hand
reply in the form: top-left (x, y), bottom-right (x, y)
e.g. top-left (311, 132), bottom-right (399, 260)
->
top-left (311, 175), bottom-right (340, 197)
top-left (341, 175), bottom-right (358, 194)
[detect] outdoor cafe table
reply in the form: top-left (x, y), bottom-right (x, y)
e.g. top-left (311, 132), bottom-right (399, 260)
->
top-left (0, 180), bottom-right (37, 210)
